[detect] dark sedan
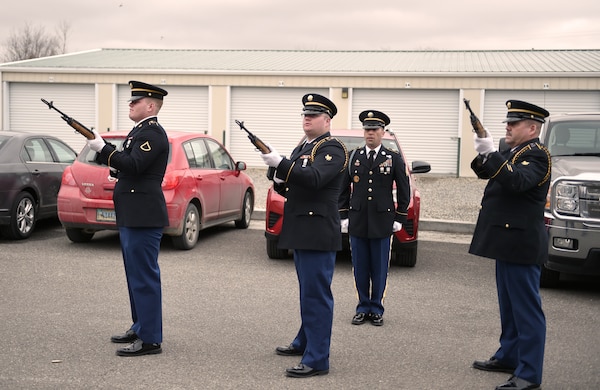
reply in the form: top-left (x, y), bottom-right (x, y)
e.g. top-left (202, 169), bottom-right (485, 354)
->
top-left (0, 131), bottom-right (77, 239)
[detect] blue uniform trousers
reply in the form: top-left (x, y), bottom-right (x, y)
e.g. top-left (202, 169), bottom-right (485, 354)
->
top-left (350, 235), bottom-right (391, 315)
top-left (119, 227), bottom-right (163, 344)
top-left (494, 260), bottom-right (545, 385)
top-left (289, 249), bottom-right (336, 371)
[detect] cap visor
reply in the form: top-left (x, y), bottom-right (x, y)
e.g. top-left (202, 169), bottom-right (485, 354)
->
top-left (503, 117), bottom-right (523, 123)
top-left (128, 95), bottom-right (144, 102)
top-left (302, 109), bottom-right (324, 115)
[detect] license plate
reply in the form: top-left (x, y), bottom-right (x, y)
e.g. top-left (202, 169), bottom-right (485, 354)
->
top-left (96, 209), bottom-right (116, 222)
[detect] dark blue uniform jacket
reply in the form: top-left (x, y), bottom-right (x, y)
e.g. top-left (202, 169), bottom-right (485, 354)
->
top-left (339, 146), bottom-right (410, 239)
top-left (469, 138), bottom-right (551, 265)
top-left (96, 118), bottom-right (169, 228)
top-left (275, 133), bottom-right (348, 251)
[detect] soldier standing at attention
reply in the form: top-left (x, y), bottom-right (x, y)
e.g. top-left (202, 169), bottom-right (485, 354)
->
top-left (86, 81), bottom-right (169, 357)
top-left (259, 93), bottom-right (348, 378)
top-left (339, 110), bottom-right (410, 326)
top-left (470, 100), bottom-right (551, 390)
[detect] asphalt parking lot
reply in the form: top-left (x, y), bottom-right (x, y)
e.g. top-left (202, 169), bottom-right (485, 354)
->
top-left (1, 219), bottom-right (598, 390)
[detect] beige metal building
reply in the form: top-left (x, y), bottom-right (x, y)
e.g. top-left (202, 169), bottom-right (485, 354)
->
top-left (1, 49), bottom-right (599, 176)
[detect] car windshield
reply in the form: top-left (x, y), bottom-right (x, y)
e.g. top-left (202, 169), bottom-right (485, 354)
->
top-left (335, 135), bottom-right (400, 153)
top-left (547, 121), bottom-right (600, 156)
top-left (0, 135), bottom-right (9, 151)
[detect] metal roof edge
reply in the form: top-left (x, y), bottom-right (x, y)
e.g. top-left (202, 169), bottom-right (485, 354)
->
top-left (0, 49), bottom-right (102, 67)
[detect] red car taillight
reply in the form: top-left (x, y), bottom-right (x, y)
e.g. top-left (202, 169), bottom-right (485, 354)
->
top-left (61, 166), bottom-right (76, 186)
top-left (162, 171), bottom-right (181, 190)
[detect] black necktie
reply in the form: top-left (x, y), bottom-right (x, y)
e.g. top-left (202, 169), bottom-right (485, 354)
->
top-left (368, 150), bottom-right (376, 167)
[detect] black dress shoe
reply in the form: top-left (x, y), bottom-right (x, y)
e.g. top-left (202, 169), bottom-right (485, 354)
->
top-left (285, 363), bottom-right (329, 378)
top-left (351, 312), bottom-right (369, 325)
top-left (472, 357), bottom-right (515, 373)
top-left (370, 313), bottom-right (383, 326)
top-left (495, 375), bottom-right (540, 390)
top-left (116, 339), bottom-right (162, 357)
top-left (275, 344), bottom-right (303, 356)
top-left (110, 329), bottom-right (138, 344)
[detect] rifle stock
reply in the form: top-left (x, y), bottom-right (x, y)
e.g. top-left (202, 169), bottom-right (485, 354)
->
top-left (41, 98), bottom-right (95, 140)
top-left (235, 120), bottom-right (271, 154)
top-left (463, 99), bottom-right (487, 138)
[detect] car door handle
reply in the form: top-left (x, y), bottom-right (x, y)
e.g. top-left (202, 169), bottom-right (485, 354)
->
top-left (195, 175), bottom-right (203, 181)
top-left (32, 169), bottom-right (41, 176)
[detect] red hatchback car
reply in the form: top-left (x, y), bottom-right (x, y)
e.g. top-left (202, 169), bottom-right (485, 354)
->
top-left (265, 129), bottom-right (430, 266)
top-left (58, 131), bottom-right (254, 250)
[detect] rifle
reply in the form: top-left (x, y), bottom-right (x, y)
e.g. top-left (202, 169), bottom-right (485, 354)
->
top-left (463, 99), bottom-right (487, 138)
top-left (235, 120), bottom-right (271, 154)
top-left (41, 98), bottom-right (96, 140)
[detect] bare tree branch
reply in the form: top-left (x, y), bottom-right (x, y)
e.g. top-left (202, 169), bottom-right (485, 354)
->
top-left (2, 22), bottom-right (68, 62)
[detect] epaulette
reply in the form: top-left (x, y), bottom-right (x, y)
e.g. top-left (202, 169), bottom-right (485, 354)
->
top-left (310, 136), bottom-right (349, 172)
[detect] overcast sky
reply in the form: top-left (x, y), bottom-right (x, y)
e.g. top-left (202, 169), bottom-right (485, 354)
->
top-left (1, 0), bottom-right (599, 55)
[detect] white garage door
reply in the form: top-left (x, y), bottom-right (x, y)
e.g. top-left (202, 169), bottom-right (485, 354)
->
top-left (116, 85), bottom-right (208, 133)
top-left (352, 89), bottom-right (460, 175)
top-left (230, 87), bottom-right (329, 167)
top-left (8, 82), bottom-right (95, 152)
top-left (483, 91), bottom-right (600, 142)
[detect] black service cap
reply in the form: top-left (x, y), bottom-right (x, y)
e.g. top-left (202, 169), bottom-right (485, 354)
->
top-left (302, 93), bottom-right (337, 118)
top-left (359, 110), bottom-right (390, 129)
top-left (129, 80), bottom-right (168, 102)
top-left (503, 100), bottom-right (549, 123)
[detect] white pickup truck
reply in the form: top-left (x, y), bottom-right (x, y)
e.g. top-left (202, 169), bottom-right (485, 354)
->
top-left (541, 113), bottom-right (600, 287)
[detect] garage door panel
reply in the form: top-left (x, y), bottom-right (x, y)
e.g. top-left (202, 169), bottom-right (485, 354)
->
top-left (230, 87), bottom-right (329, 167)
top-left (484, 91), bottom-right (600, 143)
top-left (117, 85), bottom-right (208, 133)
top-left (352, 89), bottom-right (459, 175)
top-left (9, 83), bottom-right (95, 152)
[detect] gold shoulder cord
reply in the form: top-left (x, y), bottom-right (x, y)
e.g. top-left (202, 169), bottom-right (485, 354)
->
top-left (509, 143), bottom-right (552, 186)
top-left (310, 136), bottom-right (349, 172)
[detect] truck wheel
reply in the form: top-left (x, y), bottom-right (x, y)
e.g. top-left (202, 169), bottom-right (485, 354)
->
top-left (540, 265), bottom-right (560, 288)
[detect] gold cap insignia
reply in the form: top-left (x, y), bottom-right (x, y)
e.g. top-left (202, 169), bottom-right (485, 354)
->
top-left (307, 95), bottom-right (314, 101)
top-left (140, 141), bottom-right (152, 152)
top-left (521, 161), bottom-right (530, 165)
top-left (325, 154), bottom-right (332, 161)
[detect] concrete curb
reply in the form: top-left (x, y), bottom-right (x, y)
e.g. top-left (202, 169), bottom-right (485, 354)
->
top-left (251, 209), bottom-right (475, 235)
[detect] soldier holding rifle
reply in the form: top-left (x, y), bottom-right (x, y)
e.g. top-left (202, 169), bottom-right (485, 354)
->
top-left (467, 99), bottom-right (550, 390)
top-left (252, 93), bottom-right (347, 378)
top-left (87, 81), bottom-right (169, 357)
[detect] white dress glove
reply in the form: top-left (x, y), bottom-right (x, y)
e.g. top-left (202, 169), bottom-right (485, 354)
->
top-left (392, 221), bottom-right (402, 232)
top-left (260, 146), bottom-right (283, 168)
top-left (340, 218), bottom-right (349, 233)
top-left (86, 129), bottom-right (106, 153)
top-left (273, 177), bottom-right (284, 184)
top-left (473, 129), bottom-right (496, 156)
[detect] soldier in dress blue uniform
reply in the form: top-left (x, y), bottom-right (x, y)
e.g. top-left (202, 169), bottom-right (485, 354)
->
top-left (87, 81), bottom-right (169, 357)
top-left (469, 100), bottom-right (551, 390)
top-left (259, 93), bottom-right (348, 378)
top-left (339, 110), bottom-right (410, 326)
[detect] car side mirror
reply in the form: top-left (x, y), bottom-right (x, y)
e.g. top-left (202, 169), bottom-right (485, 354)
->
top-left (235, 161), bottom-right (247, 171)
top-left (411, 161), bottom-right (431, 174)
